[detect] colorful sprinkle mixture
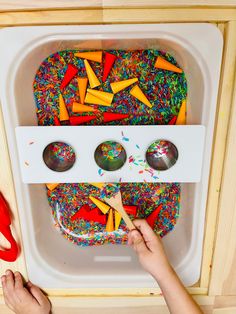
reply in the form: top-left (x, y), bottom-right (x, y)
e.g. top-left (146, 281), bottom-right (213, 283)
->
top-left (100, 183), bottom-right (120, 199)
top-left (100, 141), bottom-right (123, 160)
top-left (43, 141), bottom-right (76, 172)
top-left (33, 49), bottom-right (187, 246)
top-left (44, 142), bottom-right (75, 163)
top-left (95, 141), bottom-right (127, 171)
top-left (145, 140), bottom-right (178, 171)
top-left (147, 140), bottom-right (171, 158)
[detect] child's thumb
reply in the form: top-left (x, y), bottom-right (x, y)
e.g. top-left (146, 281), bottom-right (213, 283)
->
top-left (129, 230), bottom-right (149, 255)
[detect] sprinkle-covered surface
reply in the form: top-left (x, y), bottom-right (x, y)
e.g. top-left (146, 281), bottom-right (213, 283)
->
top-left (146, 140), bottom-right (178, 171)
top-left (94, 141), bottom-right (127, 171)
top-left (43, 141), bottom-right (76, 168)
top-left (100, 183), bottom-right (120, 200)
top-left (49, 182), bottom-right (180, 245)
top-left (33, 50), bottom-right (187, 126)
top-left (33, 49), bottom-right (187, 246)
top-left (99, 141), bottom-right (123, 160)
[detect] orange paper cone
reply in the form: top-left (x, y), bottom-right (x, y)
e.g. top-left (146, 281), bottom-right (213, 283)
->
top-left (89, 196), bottom-right (110, 215)
top-left (72, 102), bottom-right (97, 113)
top-left (154, 56), bottom-right (183, 73)
top-left (46, 183), bottom-right (59, 191)
top-left (87, 88), bottom-right (114, 104)
top-left (176, 100), bottom-right (186, 125)
top-left (130, 85), bottom-right (152, 108)
top-left (106, 209), bottom-right (114, 232)
top-left (59, 94), bottom-right (69, 121)
top-left (85, 93), bottom-right (111, 107)
top-left (115, 210), bottom-right (122, 230)
top-left (78, 77), bottom-right (88, 104)
top-left (84, 60), bottom-right (100, 88)
top-left (75, 51), bottom-right (102, 63)
top-left (110, 78), bottom-right (138, 94)
top-left (89, 183), bottom-right (105, 189)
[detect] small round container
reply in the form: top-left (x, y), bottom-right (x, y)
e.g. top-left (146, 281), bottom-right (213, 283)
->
top-left (94, 140), bottom-right (127, 171)
top-left (43, 141), bottom-right (76, 172)
top-left (146, 140), bottom-right (178, 171)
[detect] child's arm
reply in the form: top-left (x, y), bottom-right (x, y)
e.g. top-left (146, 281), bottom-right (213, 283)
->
top-left (128, 219), bottom-right (203, 314)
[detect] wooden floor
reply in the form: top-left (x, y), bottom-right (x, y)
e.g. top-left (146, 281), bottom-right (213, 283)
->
top-left (0, 294), bottom-right (235, 313)
top-left (0, 1), bottom-right (236, 313)
top-left (0, 300), bottom-right (235, 314)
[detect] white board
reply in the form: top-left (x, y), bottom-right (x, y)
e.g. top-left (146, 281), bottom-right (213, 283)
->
top-left (15, 125), bottom-right (205, 183)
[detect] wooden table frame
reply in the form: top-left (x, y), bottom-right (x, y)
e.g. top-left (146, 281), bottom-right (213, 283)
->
top-left (0, 2), bottom-right (236, 312)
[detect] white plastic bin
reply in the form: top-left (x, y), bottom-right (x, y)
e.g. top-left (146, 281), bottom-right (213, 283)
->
top-left (0, 24), bottom-right (223, 289)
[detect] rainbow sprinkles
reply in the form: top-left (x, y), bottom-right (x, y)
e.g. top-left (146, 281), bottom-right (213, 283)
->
top-left (33, 49), bottom-right (187, 246)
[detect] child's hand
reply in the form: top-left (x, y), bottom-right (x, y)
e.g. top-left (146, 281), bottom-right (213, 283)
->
top-left (130, 219), bottom-right (203, 314)
top-left (128, 219), bottom-right (172, 280)
top-left (1, 270), bottom-right (51, 314)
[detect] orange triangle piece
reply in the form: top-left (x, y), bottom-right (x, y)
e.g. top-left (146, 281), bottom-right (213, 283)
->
top-left (154, 56), bottom-right (183, 73)
top-left (176, 100), bottom-right (186, 125)
top-left (89, 183), bottom-right (105, 189)
top-left (78, 77), bottom-right (88, 105)
top-left (87, 88), bottom-right (114, 104)
top-left (110, 78), bottom-right (138, 94)
top-left (130, 85), bottom-right (152, 108)
top-left (85, 93), bottom-right (111, 107)
top-left (46, 183), bottom-right (59, 191)
top-left (75, 51), bottom-right (102, 63)
top-left (106, 209), bottom-right (114, 232)
top-left (84, 60), bottom-right (101, 88)
top-left (89, 196), bottom-right (110, 214)
top-left (115, 210), bottom-right (122, 230)
top-left (59, 94), bottom-right (69, 121)
top-left (72, 102), bottom-right (97, 113)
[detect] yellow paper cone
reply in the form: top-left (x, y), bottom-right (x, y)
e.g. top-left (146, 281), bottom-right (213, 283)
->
top-left (89, 182), bottom-right (105, 189)
top-left (176, 100), bottom-right (186, 125)
top-left (59, 93), bottom-right (69, 121)
top-left (154, 56), bottom-right (183, 73)
top-left (130, 85), bottom-right (152, 108)
top-left (115, 210), bottom-right (122, 230)
top-left (89, 196), bottom-right (110, 214)
top-left (46, 183), bottom-right (59, 191)
top-left (72, 102), bottom-right (97, 113)
top-left (85, 93), bottom-right (111, 107)
top-left (78, 77), bottom-right (88, 104)
top-left (87, 88), bottom-right (114, 104)
top-left (106, 209), bottom-right (114, 232)
top-left (84, 60), bottom-right (100, 88)
top-left (110, 78), bottom-right (138, 94)
top-left (75, 51), bottom-right (102, 63)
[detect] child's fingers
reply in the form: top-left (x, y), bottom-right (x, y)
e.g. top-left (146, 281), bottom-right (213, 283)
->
top-left (127, 230), bottom-right (135, 246)
top-left (1, 272), bottom-right (16, 310)
top-left (14, 272), bottom-right (24, 290)
top-left (27, 281), bottom-right (49, 306)
top-left (5, 270), bottom-right (16, 297)
top-left (14, 272), bottom-right (34, 302)
top-left (129, 229), bottom-right (149, 255)
top-left (133, 219), bottom-right (159, 243)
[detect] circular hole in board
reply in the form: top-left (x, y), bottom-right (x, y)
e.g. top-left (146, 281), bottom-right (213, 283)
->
top-left (43, 141), bottom-right (76, 172)
top-left (94, 140), bottom-right (127, 171)
top-left (146, 140), bottom-right (178, 171)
